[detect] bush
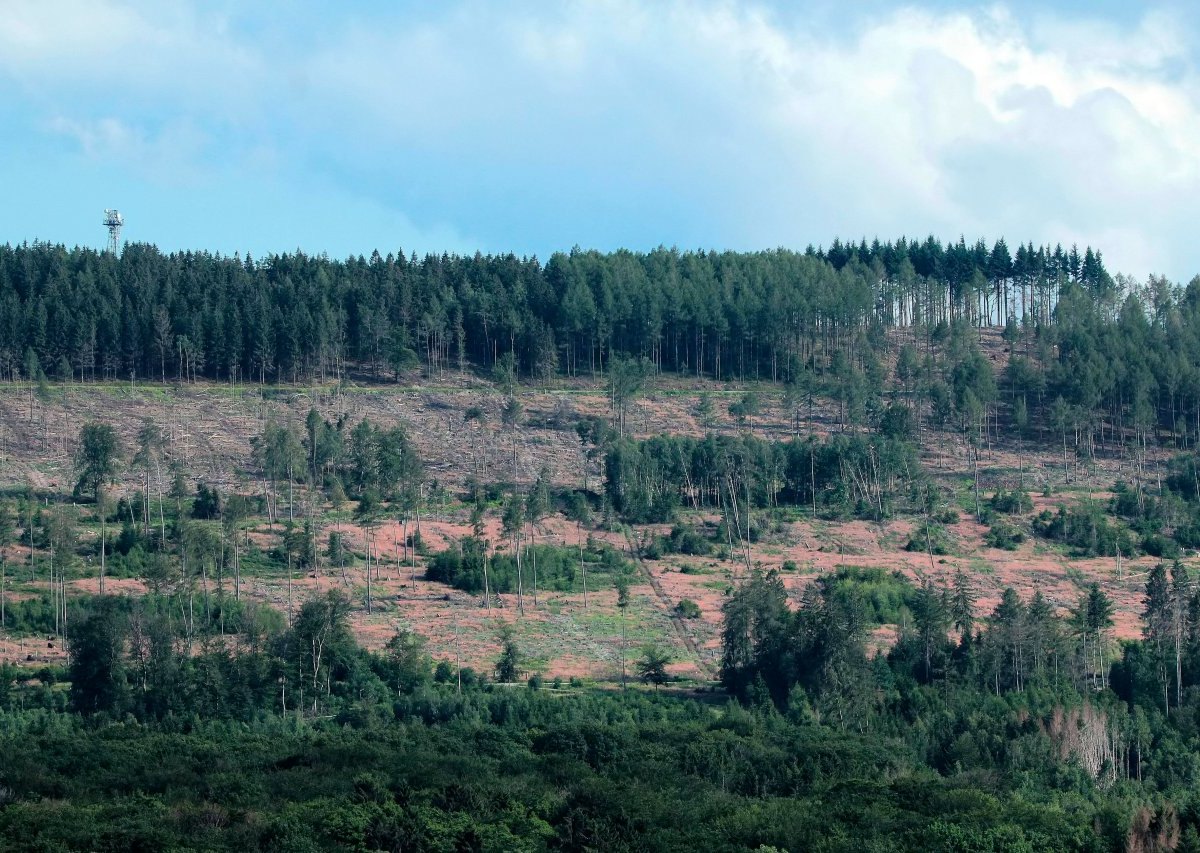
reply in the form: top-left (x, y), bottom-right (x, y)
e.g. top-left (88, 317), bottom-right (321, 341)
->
top-left (1173, 521), bottom-right (1200, 549)
top-left (675, 599), bottom-right (701, 619)
top-left (669, 524), bottom-right (713, 556)
top-left (984, 520), bottom-right (1025, 550)
top-left (817, 566), bottom-right (916, 626)
top-left (1142, 533), bottom-right (1181, 559)
top-left (406, 530), bottom-right (428, 555)
top-left (905, 521), bottom-right (953, 556)
top-left (1110, 481), bottom-right (1143, 519)
top-left (426, 538), bottom-right (633, 594)
top-left (878, 403), bottom-right (917, 440)
top-left (495, 627), bottom-right (522, 683)
top-left (988, 489), bottom-right (1032, 515)
top-left (1032, 502), bottom-right (1135, 557)
top-left (563, 490), bottom-right (594, 526)
top-left (643, 536), bottom-right (666, 560)
top-left (192, 483), bottom-right (222, 520)
top-left (644, 525), bottom-right (713, 560)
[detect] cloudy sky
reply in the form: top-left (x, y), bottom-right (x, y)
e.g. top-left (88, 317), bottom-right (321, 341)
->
top-left (1, 0), bottom-right (1197, 279)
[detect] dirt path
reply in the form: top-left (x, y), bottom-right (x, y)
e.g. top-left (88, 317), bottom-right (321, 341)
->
top-left (621, 528), bottom-right (717, 680)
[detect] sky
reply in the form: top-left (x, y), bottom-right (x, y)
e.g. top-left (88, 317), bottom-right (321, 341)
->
top-left (1, 0), bottom-right (1198, 281)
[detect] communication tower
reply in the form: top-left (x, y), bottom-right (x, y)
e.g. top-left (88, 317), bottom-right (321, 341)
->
top-left (103, 209), bottom-right (124, 254)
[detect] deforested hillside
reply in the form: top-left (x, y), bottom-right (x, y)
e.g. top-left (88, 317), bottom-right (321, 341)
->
top-left (6, 239), bottom-right (1200, 851)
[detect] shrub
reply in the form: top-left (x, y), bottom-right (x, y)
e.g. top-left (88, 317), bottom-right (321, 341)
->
top-left (817, 566), bottom-right (916, 626)
top-left (427, 538), bottom-right (633, 594)
top-left (988, 489), bottom-right (1032, 515)
top-left (645, 525), bottom-right (713, 560)
top-left (675, 599), bottom-right (701, 619)
top-left (1032, 502), bottom-right (1135, 557)
top-left (1142, 533), bottom-right (1181, 559)
top-left (878, 403), bottom-right (917, 440)
top-left (669, 524), bottom-right (713, 556)
top-left (984, 520), bottom-right (1025, 551)
top-left (563, 490), bottom-right (594, 526)
top-left (642, 536), bottom-right (666, 560)
top-left (192, 482), bottom-right (222, 520)
top-left (906, 521), bottom-right (953, 556)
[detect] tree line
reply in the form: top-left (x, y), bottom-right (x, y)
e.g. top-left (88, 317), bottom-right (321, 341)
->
top-left (12, 237), bottom-right (1200, 459)
top-left (0, 236), bottom-right (1114, 388)
top-left (601, 431), bottom-right (923, 524)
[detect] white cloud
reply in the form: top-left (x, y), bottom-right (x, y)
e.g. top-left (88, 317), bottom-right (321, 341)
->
top-left (286, 1), bottom-right (1200, 274)
top-left (43, 115), bottom-right (213, 186)
top-left (2, 0), bottom-right (1198, 277)
top-left (0, 0), bottom-right (263, 114)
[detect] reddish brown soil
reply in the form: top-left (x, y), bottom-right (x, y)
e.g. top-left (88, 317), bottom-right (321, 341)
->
top-left (0, 365), bottom-right (1171, 677)
top-left (0, 634), bottom-right (65, 667)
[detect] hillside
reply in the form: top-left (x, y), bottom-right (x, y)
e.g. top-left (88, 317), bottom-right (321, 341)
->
top-left (6, 258), bottom-right (1200, 852)
top-left (0, 325), bottom-right (1176, 680)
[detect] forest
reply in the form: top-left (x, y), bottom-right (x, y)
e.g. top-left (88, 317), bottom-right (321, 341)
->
top-left (4, 233), bottom-right (1200, 850)
top-left (4, 237), bottom-right (1200, 460)
top-left (0, 238), bottom-right (1121, 388)
top-left (2, 560), bottom-right (1200, 850)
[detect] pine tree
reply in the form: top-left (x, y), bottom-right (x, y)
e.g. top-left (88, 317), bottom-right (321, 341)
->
top-left (1143, 562), bottom-right (1172, 712)
top-left (912, 579), bottom-right (950, 682)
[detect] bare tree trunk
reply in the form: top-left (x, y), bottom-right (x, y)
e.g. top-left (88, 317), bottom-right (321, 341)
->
top-left (411, 508), bottom-right (419, 588)
top-left (482, 547), bottom-right (491, 613)
top-left (156, 460), bottom-right (167, 548)
top-left (50, 539), bottom-right (57, 638)
top-left (287, 475), bottom-right (295, 615)
top-left (528, 523), bottom-right (538, 608)
top-left (234, 532), bottom-right (241, 602)
top-left (99, 497), bottom-right (106, 596)
top-left (515, 529), bottom-right (525, 616)
top-left (365, 529), bottom-right (373, 615)
top-left (620, 609), bottom-right (627, 689)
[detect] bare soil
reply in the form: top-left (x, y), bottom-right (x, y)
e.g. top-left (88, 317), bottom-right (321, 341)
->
top-left (0, 367), bottom-right (1172, 677)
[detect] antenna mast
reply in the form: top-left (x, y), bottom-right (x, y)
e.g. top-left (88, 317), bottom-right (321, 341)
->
top-left (103, 209), bottom-right (124, 255)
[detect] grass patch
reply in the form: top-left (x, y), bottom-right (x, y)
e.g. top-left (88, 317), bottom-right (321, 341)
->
top-left (1065, 565), bottom-right (1089, 589)
top-left (575, 602), bottom-right (673, 647)
top-left (966, 557), bottom-right (995, 575)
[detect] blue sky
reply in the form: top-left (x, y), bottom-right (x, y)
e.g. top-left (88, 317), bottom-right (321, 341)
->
top-left (1, 1), bottom-right (1198, 280)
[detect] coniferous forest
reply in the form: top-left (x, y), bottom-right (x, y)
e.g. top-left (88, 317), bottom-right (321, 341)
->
top-left (0, 239), bottom-right (1149, 380)
top-left (7, 238), bottom-right (1200, 451)
top-left (5, 235), bottom-right (1200, 850)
